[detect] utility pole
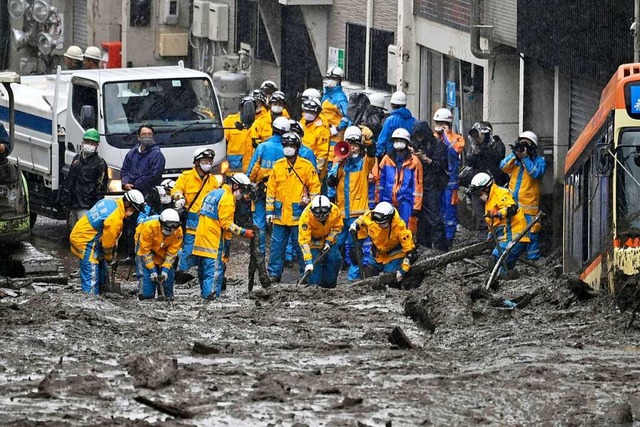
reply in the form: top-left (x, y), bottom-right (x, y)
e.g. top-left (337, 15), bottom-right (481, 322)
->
top-left (635, 0), bottom-right (640, 62)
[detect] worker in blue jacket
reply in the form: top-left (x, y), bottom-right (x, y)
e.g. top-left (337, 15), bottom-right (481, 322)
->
top-left (376, 91), bottom-right (416, 158)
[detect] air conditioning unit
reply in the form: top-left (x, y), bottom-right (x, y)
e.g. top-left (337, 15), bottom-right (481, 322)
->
top-left (208, 3), bottom-right (228, 41)
top-left (192, 0), bottom-right (209, 38)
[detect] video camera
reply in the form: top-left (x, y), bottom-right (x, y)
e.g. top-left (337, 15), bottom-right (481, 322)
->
top-left (509, 140), bottom-right (527, 154)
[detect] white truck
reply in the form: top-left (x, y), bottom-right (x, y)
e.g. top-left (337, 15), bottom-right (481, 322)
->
top-left (0, 64), bottom-right (227, 223)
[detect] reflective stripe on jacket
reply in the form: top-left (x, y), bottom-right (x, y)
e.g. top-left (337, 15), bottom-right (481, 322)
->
top-left (172, 168), bottom-right (220, 235)
top-left (135, 218), bottom-right (183, 270)
top-left (70, 198), bottom-right (126, 263)
top-left (500, 153), bottom-right (546, 215)
top-left (298, 202), bottom-right (343, 264)
top-left (375, 152), bottom-right (423, 211)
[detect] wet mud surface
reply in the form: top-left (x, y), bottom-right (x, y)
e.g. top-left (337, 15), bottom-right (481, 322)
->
top-left (1, 217), bottom-right (640, 425)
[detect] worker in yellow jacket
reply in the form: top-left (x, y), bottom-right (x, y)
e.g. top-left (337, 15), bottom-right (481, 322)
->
top-left (135, 208), bottom-right (183, 299)
top-left (223, 96), bottom-right (255, 173)
top-left (321, 67), bottom-right (352, 168)
top-left (300, 97), bottom-right (330, 179)
top-left (70, 190), bottom-right (146, 295)
top-left (172, 148), bottom-right (220, 272)
top-left (349, 201), bottom-right (416, 282)
top-left (192, 173), bottom-right (255, 299)
top-left (298, 195), bottom-right (343, 288)
top-left (266, 132), bottom-right (321, 281)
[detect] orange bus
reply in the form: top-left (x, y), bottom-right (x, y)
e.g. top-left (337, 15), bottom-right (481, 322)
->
top-left (564, 63), bottom-right (640, 292)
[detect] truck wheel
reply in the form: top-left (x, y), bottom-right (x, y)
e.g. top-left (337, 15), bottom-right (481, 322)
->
top-left (29, 212), bottom-right (37, 229)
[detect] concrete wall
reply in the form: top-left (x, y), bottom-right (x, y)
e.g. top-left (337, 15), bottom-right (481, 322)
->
top-left (327, 0), bottom-right (398, 50)
top-left (414, 0), bottom-right (471, 31)
top-left (484, 56), bottom-right (519, 146)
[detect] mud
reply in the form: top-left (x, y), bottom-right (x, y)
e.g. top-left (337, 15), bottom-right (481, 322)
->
top-left (0, 216), bottom-right (639, 425)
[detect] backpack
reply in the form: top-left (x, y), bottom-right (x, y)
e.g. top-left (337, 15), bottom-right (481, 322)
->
top-left (347, 92), bottom-right (371, 126)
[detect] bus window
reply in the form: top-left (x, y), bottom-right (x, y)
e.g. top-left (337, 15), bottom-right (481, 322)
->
top-left (615, 130), bottom-right (640, 234)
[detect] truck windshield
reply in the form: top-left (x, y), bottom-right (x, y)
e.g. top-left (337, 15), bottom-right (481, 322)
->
top-left (102, 78), bottom-right (223, 148)
top-left (616, 130), bottom-right (640, 234)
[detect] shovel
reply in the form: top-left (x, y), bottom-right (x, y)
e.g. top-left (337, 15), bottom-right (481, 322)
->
top-left (297, 245), bottom-right (331, 286)
top-left (155, 274), bottom-right (166, 301)
top-left (485, 215), bottom-right (510, 275)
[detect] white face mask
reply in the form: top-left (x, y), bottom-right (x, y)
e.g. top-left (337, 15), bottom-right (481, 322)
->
top-left (161, 227), bottom-right (173, 236)
top-left (434, 126), bottom-right (444, 134)
top-left (393, 141), bottom-right (407, 151)
top-left (379, 221), bottom-right (390, 229)
top-left (82, 144), bottom-right (97, 154)
top-left (233, 189), bottom-right (243, 201)
top-left (323, 79), bottom-right (337, 89)
top-left (200, 164), bottom-right (212, 173)
top-left (283, 146), bottom-right (296, 157)
top-left (303, 112), bottom-right (316, 122)
top-left (160, 194), bottom-right (172, 205)
top-left (271, 105), bottom-right (284, 114)
top-left (479, 193), bottom-right (488, 202)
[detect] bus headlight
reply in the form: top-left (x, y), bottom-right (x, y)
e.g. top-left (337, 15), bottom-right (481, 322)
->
top-left (107, 167), bottom-right (123, 193)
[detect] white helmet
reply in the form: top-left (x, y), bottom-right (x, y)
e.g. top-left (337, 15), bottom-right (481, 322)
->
top-left (344, 126), bottom-right (363, 143)
top-left (391, 128), bottom-right (411, 142)
top-left (230, 172), bottom-right (251, 190)
top-left (193, 147), bottom-right (215, 162)
top-left (390, 91), bottom-right (407, 106)
top-left (302, 88), bottom-right (321, 100)
top-left (469, 172), bottom-right (493, 193)
top-left (260, 80), bottom-right (278, 93)
top-left (433, 108), bottom-right (454, 123)
top-left (368, 92), bottom-right (386, 109)
top-left (310, 195), bottom-right (332, 221)
top-left (326, 66), bottom-right (345, 79)
top-left (159, 208), bottom-right (181, 232)
top-left (64, 45), bottom-right (83, 61)
top-left (272, 116), bottom-right (291, 134)
top-left (124, 189), bottom-right (146, 212)
top-left (372, 202), bottom-right (395, 224)
top-left (161, 179), bottom-right (175, 191)
top-left (302, 97), bottom-right (322, 112)
top-left (84, 46), bottom-right (102, 61)
top-left (518, 131), bottom-right (539, 147)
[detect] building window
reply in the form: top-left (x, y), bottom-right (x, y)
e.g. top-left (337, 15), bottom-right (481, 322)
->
top-left (236, 0), bottom-right (276, 63)
top-left (346, 23), bottom-right (394, 91)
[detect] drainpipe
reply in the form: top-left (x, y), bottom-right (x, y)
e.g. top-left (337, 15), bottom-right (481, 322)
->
top-left (470, 0), bottom-right (492, 59)
top-left (364, 0), bottom-right (373, 90)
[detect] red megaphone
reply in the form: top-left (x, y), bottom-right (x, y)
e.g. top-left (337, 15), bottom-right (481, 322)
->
top-left (334, 141), bottom-right (351, 161)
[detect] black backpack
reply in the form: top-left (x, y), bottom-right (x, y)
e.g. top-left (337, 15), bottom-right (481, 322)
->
top-left (347, 92), bottom-right (371, 126)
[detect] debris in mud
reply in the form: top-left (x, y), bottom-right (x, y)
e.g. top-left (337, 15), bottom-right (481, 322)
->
top-left (35, 369), bottom-right (107, 398)
top-left (332, 395), bottom-right (363, 409)
top-left (603, 402), bottom-right (633, 425)
top-left (192, 341), bottom-right (221, 355)
top-left (123, 353), bottom-right (178, 389)
top-left (249, 374), bottom-right (292, 402)
top-left (388, 326), bottom-right (414, 349)
top-left (134, 395), bottom-right (194, 419)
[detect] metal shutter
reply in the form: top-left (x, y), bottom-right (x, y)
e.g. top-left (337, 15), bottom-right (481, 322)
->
top-left (73, 0), bottom-right (88, 48)
top-left (569, 78), bottom-right (603, 146)
top-left (485, 0), bottom-right (517, 48)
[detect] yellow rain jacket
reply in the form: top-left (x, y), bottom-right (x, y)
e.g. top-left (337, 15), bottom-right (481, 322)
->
top-left (192, 184), bottom-right (247, 259)
top-left (266, 156), bottom-right (321, 226)
top-left (331, 154), bottom-right (376, 219)
top-left (70, 198), bottom-right (127, 263)
top-left (484, 183), bottom-right (530, 243)
top-left (251, 109), bottom-right (291, 146)
top-left (354, 210), bottom-right (415, 273)
top-left (135, 218), bottom-right (183, 271)
top-left (301, 116), bottom-right (330, 178)
top-left (298, 202), bottom-right (343, 264)
top-left (172, 168), bottom-right (219, 235)
top-left (321, 100), bottom-right (345, 163)
top-left (223, 112), bottom-right (254, 172)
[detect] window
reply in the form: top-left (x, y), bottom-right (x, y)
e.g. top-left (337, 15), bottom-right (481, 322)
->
top-left (71, 82), bottom-right (98, 128)
top-left (346, 23), bottom-right (394, 91)
top-left (236, 0), bottom-right (276, 63)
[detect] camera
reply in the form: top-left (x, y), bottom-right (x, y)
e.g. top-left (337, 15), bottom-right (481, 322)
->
top-left (509, 141), bottom-right (526, 153)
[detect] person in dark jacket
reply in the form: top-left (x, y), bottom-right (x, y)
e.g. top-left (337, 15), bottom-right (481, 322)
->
top-left (0, 123), bottom-right (10, 163)
top-left (61, 128), bottom-right (108, 230)
top-left (120, 125), bottom-right (166, 261)
top-left (465, 121), bottom-right (508, 233)
top-left (411, 121), bottom-right (449, 251)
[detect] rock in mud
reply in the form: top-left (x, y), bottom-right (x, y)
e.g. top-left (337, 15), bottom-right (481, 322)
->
top-left (192, 341), bottom-right (221, 355)
top-left (249, 374), bottom-right (291, 402)
top-left (37, 369), bottom-right (107, 398)
top-left (332, 395), bottom-right (363, 409)
top-left (603, 402), bottom-right (633, 425)
top-left (388, 326), bottom-right (414, 349)
top-left (123, 353), bottom-right (178, 389)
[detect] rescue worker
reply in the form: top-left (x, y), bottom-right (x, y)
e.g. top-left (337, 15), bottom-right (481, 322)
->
top-left (300, 97), bottom-right (330, 179)
top-left (70, 190), bottom-right (146, 295)
top-left (138, 179), bottom-right (179, 223)
top-left (362, 92), bottom-right (388, 141)
top-left (376, 128), bottom-right (423, 234)
top-left (301, 88), bottom-right (322, 102)
top-left (223, 96), bottom-right (255, 173)
top-left (192, 173), bottom-right (255, 300)
top-left (298, 195), bottom-right (344, 288)
top-left (327, 125), bottom-right (376, 280)
top-left (376, 91), bottom-right (416, 158)
top-left (260, 80), bottom-right (278, 102)
top-left (500, 131), bottom-right (546, 260)
top-left (135, 208), bottom-right (183, 300)
top-left (266, 132), bottom-right (321, 282)
top-left (411, 121), bottom-right (449, 251)
top-left (83, 46), bottom-right (102, 69)
top-left (246, 116), bottom-right (291, 254)
top-left (172, 148), bottom-right (220, 273)
top-left (433, 108), bottom-right (464, 250)
top-left (349, 202), bottom-right (417, 282)
top-left (468, 172), bottom-right (530, 271)
top-left (60, 128), bottom-right (108, 230)
top-left (0, 123), bottom-right (9, 162)
top-left (269, 91), bottom-right (290, 120)
top-left (250, 91), bottom-right (272, 146)
top-left (320, 67), bottom-right (351, 170)
top-left (63, 45), bottom-right (84, 70)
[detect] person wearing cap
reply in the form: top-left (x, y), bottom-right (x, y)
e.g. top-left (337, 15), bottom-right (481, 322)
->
top-left (362, 92), bottom-right (389, 141)
top-left (64, 45), bottom-right (84, 70)
top-left (260, 80), bottom-right (278, 102)
top-left (60, 128), bottom-right (108, 230)
top-left (300, 97), bottom-right (330, 180)
top-left (320, 67), bottom-right (352, 170)
top-left (171, 147), bottom-right (220, 273)
top-left (376, 91), bottom-right (416, 158)
top-left (70, 190), bottom-right (146, 295)
top-left (83, 46), bottom-right (102, 69)
top-left (268, 91), bottom-right (290, 121)
top-left (500, 131), bottom-right (546, 260)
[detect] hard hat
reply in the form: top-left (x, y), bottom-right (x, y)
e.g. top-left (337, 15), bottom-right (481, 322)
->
top-left (229, 172), bottom-right (252, 193)
top-left (518, 131), bottom-right (539, 147)
top-left (281, 132), bottom-right (301, 147)
top-left (371, 201), bottom-right (395, 224)
top-left (252, 89), bottom-right (267, 105)
top-left (193, 147), bottom-right (215, 162)
top-left (82, 128), bottom-right (100, 143)
top-left (269, 90), bottom-right (286, 104)
top-left (368, 92), bottom-right (386, 109)
top-left (344, 126), bottom-right (363, 143)
top-left (124, 189), bottom-right (146, 212)
top-left (391, 128), bottom-right (411, 142)
top-left (469, 121), bottom-right (492, 136)
top-left (272, 116), bottom-right (291, 134)
top-left (288, 120), bottom-right (304, 138)
top-left (469, 172), bottom-right (493, 193)
top-left (64, 45), bottom-right (83, 61)
top-left (239, 95), bottom-right (255, 110)
top-left (159, 208), bottom-right (181, 231)
top-left (302, 98), bottom-right (322, 113)
top-left (260, 80), bottom-right (278, 93)
top-left (161, 179), bottom-right (175, 190)
top-left (390, 91), bottom-right (407, 106)
top-left (433, 108), bottom-right (454, 123)
top-left (310, 195), bottom-right (332, 221)
top-left (302, 88), bottom-right (321, 101)
top-left (326, 66), bottom-right (345, 79)
top-left (83, 46), bottom-right (102, 61)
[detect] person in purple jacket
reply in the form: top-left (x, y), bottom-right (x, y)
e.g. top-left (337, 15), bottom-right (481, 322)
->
top-left (120, 125), bottom-right (166, 262)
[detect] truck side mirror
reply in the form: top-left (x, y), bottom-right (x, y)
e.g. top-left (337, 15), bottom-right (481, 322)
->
top-left (80, 105), bottom-right (96, 129)
top-left (240, 101), bottom-right (256, 129)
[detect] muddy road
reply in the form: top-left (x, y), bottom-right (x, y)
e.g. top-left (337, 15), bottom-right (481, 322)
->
top-left (1, 216), bottom-right (640, 426)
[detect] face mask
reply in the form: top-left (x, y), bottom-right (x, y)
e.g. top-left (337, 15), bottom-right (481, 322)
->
top-left (125, 208), bottom-right (135, 217)
top-left (393, 142), bottom-right (407, 151)
top-left (160, 194), bottom-right (172, 205)
top-left (161, 227), bottom-right (173, 236)
top-left (233, 189), bottom-right (243, 201)
top-left (303, 112), bottom-right (316, 122)
top-left (283, 146), bottom-right (296, 157)
top-left (271, 105), bottom-right (283, 114)
top-left (479, 193), bottom-right (488, 202)
top-left (379, 221), bottom-right (390, 229)
top-left (140, 136), bottom-right (154, 147)
top-left (351, 153), bottom-right (361, 159)
top-left (82, 144), bottom-right (97, 154)
top-left (200, 164), bottom-right (212, 173)
top-left (434, 126), bottom-right (444, 134)
top-left (323, 79), bottom-right (337, 89)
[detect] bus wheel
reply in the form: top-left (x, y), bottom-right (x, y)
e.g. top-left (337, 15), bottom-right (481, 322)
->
top-left (29, 212), bottom-right (37, 229)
